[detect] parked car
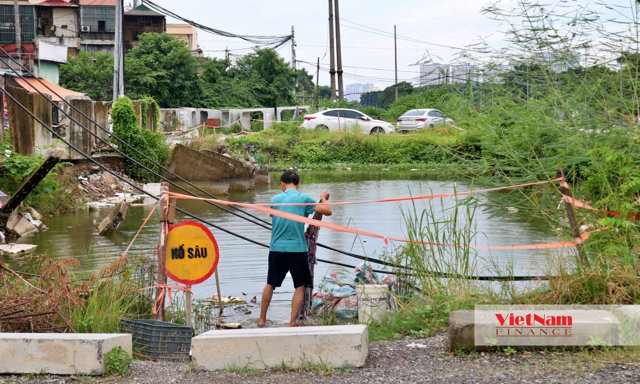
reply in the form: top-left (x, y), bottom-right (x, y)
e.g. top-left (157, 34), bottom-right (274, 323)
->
top-left (301, 108), bottom-right (395, 134)
top-left (396, 109), bottom-right (453, 132)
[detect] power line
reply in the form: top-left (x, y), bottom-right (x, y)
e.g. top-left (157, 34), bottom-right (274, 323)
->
top-left (0, 49), bottom-right (414, 271)
top-left (0, 76), bottom-right (549, 280)
top-left (142, 0), bottom-right (292, 48)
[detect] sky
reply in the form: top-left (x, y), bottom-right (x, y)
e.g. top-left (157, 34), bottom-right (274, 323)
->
top-left (143, 0), bottom-right (632, 91)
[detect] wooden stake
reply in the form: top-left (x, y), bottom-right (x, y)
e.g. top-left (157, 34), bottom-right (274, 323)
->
top-left (215, 269), bottom-right (223, 319)
top-left (155, 182), bottom-right (169, 321)
top-left (185, 285), bottom-right (192, 327)
top-left (557, 169), bottom-right (589, 267)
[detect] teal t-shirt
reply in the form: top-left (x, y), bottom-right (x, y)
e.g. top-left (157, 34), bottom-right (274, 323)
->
top-left (270, 188), bottom-right (317, 252)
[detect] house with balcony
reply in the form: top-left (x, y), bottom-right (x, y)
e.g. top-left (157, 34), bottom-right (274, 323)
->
top-left (123, 3), bottom-right (165, 51)
top-left (0, 0), bottom-right (37, 62)
top-left (78, 0), bottom-right (115, 53)
top-left (34, 0), bottom-right (79, 56)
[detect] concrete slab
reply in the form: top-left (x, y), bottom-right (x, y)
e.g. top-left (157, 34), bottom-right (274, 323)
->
top-left (0, 243), bottom-right (37, 255)
top-left (192, 325), bottom-right (368, 371)
top-left (7, 215), bottom-right (38, 237)
top-left (0, 333), bottom-right (132, 375)
top-left (450, 309), bottom-right (621, 350)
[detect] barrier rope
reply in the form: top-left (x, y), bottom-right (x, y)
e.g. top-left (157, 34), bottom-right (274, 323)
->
top-left (129, 284), bottom-right (192, 315)
top-left (559, 180), bottom-right (640, 220)
top-left (165, 177), bottom-right (603, 251)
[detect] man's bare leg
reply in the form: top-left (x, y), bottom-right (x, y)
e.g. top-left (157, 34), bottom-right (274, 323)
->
top-left (289, 286), bottom-right (305, 327)
top-left (258, 284), bottom-right (274, 327)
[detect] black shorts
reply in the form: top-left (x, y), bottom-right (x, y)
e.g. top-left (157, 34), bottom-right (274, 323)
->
top-left (267, 251), bottom-right (312, 289)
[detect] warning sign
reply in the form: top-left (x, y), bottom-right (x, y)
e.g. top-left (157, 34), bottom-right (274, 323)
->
top-left (165, 221), bottom-right (219, 285)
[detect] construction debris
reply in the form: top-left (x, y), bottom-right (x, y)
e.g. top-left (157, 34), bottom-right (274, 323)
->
top-left (97, 200), bottom-right (128, 235)
top-left (0, 244), bottom-right (37, 256)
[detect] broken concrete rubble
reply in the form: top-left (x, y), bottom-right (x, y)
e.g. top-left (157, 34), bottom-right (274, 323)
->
top-left (97, 200), bottom-right (128, 235)
top-left (6, 213), bottom-right (38, 237)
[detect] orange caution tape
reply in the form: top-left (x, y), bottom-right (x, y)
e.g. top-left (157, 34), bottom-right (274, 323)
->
top-left (563, 195), bottom-right (640, 220)
top-left (169, 178), bottom-right (563, 208)
top-left (119, 200), bottom-right (158, 259)
top-left (129, 284), bottom-right (192, 315)
top-left (166, 184), bottom-right (601, 250)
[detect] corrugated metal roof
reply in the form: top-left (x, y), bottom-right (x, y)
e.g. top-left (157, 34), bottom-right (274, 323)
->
top-left (14, 77), bottom-right (85, 102)
top-left (124, 4), bottom-right (164, 17)
top-left (79, 0), bottom-right (116, 6)
top-left (37, 0), bottom-right (78, 7)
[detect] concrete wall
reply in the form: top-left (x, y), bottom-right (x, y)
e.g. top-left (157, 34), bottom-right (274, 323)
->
top-left (54, 8), bottom-right (78, 39)
top-left (65, 96), bottom-right (94, 160)
top-left (93, 101), bottom-right (111, 145)
top-left (158, 106), bottom-right (310, 132)
top-left (6, 85), bottom-right (52, 156)
top-left (37, 61), bottom-right (60, 85)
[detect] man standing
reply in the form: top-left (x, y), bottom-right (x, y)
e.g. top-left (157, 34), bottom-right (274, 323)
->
top-left (258, 170), bottom-right (331, 327)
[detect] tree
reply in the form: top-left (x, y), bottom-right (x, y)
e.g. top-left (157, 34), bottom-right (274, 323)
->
top-left (378, 81), bottom-right (413, 109)
top-left (198, 57), bottom-right (259, 108)
top-left (230, 48), bottom-right (296, 108)
top-left (60, 50), bottom-right (113, 101)
top-left (125, 33), bottom-right (202, 108)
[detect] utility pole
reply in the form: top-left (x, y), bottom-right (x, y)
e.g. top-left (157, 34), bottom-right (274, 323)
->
top-left (328, 0), bottom-right (336, 101)
top-left (13, 0), bottom-right (21, 67)
top-left (291, 25), bottom-right (297, 99)
top-left (394, 25), bottom-right (398, 101)
top-left (112, 0), bottom-right (125, 101)
top-left (290, 26), bottom-right (296, 71)
top-left (315, 57), bottom-right (320, 108)
top-left (224, 47), bottom-right (229, 61)
top-left (334, 0), bottom-right (344, 100)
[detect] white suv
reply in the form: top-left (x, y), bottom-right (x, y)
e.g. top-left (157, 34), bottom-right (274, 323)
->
top-left (301, 108), bottom-right (395, 134)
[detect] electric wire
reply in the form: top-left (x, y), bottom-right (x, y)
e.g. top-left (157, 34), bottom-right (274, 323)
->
top-left (0, 86), bottom-right (270, 248)
top-left (2, 85), bottom-right (549, 280)
top-left (142, 0), bottom-right (292, 48)
top-left (0, 48), bottom-right (274, 230)
top-left (0, 50), bottom-right (412, 271)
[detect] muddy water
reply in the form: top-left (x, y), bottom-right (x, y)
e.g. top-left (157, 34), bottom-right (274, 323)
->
top-left (11, 170), bottom-right (566, 324)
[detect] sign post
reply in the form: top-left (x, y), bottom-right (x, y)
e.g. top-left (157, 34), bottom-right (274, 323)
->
top-left (165, 220), bottom-right (220, 326)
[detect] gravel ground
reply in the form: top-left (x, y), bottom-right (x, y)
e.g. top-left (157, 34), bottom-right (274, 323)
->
top-left (2, 333), bottom-right (639, 384)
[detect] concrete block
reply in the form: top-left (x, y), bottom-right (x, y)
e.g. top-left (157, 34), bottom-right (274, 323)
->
top-left (7, 214), bottom-right (38, 237)
top-left (192, 325), bottom-right (368, 371)
top-left (449, 310), bottom-right (475, 351)
top-left (0, 333), bottom-right (132, 375)
top-left (0, 243), bottom-right (37, 255)
top-left (450, 309), bottom-right (621, 351)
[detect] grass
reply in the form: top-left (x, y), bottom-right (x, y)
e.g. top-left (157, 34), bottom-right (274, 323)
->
top-left (369, 293), bottom-right (478, 341)
top-left (196, 122), bottom-right (462, 169)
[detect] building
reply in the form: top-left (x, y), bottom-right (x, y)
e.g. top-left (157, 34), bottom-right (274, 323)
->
top-left (35, 0), bottom-right (79, 56)
top-left (123, 3), bottom-right (165, 51)
top-left (419, 63), bottom-right (448, 86)
top-left (166, 23), bottom-right (200, 56)
top-left (420, 62), bottom-right (506, 86)
top-left (78, 0), bottom-right (116, 53)
top-left (0, 0), bottom-right (37, 61)
top-left (345, 82), bottom-right (375, 102)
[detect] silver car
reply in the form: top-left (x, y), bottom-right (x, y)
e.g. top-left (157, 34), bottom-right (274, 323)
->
top-left (396, 109), bottom-right (453, 132)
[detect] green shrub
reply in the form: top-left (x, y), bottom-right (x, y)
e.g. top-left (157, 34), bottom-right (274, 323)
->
top-left (111, 96), bottom-right (169, 182)
top-left (0, 142), bottom-right (80, 215)
top-left (105, 347), bottom-right (133, 376)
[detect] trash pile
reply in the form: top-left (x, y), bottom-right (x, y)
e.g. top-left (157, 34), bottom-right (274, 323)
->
top-left (74, 166), bottom-right (144, 208)
top-left (312, 262), bottom-right (398, 319)
top-left (3, 207), bottom-right (47, 240)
